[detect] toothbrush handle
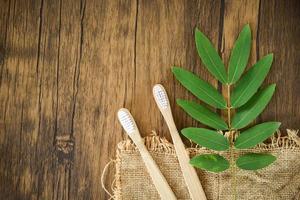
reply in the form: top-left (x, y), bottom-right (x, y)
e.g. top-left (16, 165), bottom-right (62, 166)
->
top-left (134, 137), bottom-right (177, 200)
top-left (164, 111), bottom-right (207, 200)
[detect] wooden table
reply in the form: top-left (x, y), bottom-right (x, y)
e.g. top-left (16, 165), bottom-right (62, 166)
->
top-left (0, 0), bottom-right (299, 199)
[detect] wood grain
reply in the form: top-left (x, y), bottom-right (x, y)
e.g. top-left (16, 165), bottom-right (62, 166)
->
top-left (0, 0), bottom-right (299, 199)
top-left (258, 0), bottom-right (300, 130)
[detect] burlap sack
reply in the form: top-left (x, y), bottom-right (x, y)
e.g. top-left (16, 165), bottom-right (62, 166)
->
top-left (104, 130), bottom-right (300, 200)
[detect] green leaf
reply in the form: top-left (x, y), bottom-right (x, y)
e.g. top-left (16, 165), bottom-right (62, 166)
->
top-left (181, 128), bottom-right (229, 151)
top-left (231, 54), bottom-right (274, 108)
top-left (231, 84), bottom-right (276, 129)
top-left (195, 28), bottom-right (227, 84)
top-left (228, 24), bottom-right (251, 84)
top-left (234, 122), bottom-right (281, 149)
top-left (190, 154), bottom-right (229, 173)
top-left (172, 67), bottom-right (227, 109)
top-left (236, 153), bottom-right (276, 170)
top-left (177, 99), bottom-right (228, 130)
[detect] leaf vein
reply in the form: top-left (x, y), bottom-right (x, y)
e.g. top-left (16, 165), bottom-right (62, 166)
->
top-left (201, 45), bottom-right (226, 83)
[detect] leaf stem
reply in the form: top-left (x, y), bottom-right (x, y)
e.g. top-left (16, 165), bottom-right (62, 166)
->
top-left (227, 84), bottom-right (237, 200)
top-left (227, 84), bottom-right (231, 128)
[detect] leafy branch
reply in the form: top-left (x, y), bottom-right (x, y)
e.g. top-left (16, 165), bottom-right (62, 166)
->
top-left (172, 24), bottom-right (280, 173)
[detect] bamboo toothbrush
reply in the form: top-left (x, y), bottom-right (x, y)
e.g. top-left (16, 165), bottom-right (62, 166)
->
top-left (117, 108), bottom-right (177, 200)
top-left (152, 84), bottom-right (207, 200)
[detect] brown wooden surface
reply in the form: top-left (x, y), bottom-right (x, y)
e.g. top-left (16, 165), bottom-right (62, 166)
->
top-left (0, 0), bottom-right (299, 199)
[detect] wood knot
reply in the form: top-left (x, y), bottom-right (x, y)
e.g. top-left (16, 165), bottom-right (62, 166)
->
top-left (55, 135), bottom-right (74, 165)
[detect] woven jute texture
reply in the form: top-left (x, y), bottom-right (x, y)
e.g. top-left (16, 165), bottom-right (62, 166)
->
top-left (108, 130), bottom-right (300, 200)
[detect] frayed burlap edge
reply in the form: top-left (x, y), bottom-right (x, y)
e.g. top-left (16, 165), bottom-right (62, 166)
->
top-left (103, 129), bottom-right (300, 200)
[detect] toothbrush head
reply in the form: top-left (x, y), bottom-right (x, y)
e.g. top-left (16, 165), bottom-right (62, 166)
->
top-left (153, 84), bottom-right (170, 109)
top-left (117, 108), bottom-right (137, 135)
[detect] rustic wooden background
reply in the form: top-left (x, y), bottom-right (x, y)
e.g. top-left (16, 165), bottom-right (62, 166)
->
top-left (0, 0), bottom-right (299, 199)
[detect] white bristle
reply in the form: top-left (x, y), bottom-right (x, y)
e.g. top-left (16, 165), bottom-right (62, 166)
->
top-left (153, 84), bottom-right (169, 109)
top-left (117, 109), bottom-right (136, 134)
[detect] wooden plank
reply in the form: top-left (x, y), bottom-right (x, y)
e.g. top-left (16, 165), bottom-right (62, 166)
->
top-left (70, 1), bottom-right (137, 199)
top-left (0, 0), bottom-right (43, 199)
top-left (258, 0), bottom-right (300, 130)
top-left (52, 0), bottom-right (81, 199)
